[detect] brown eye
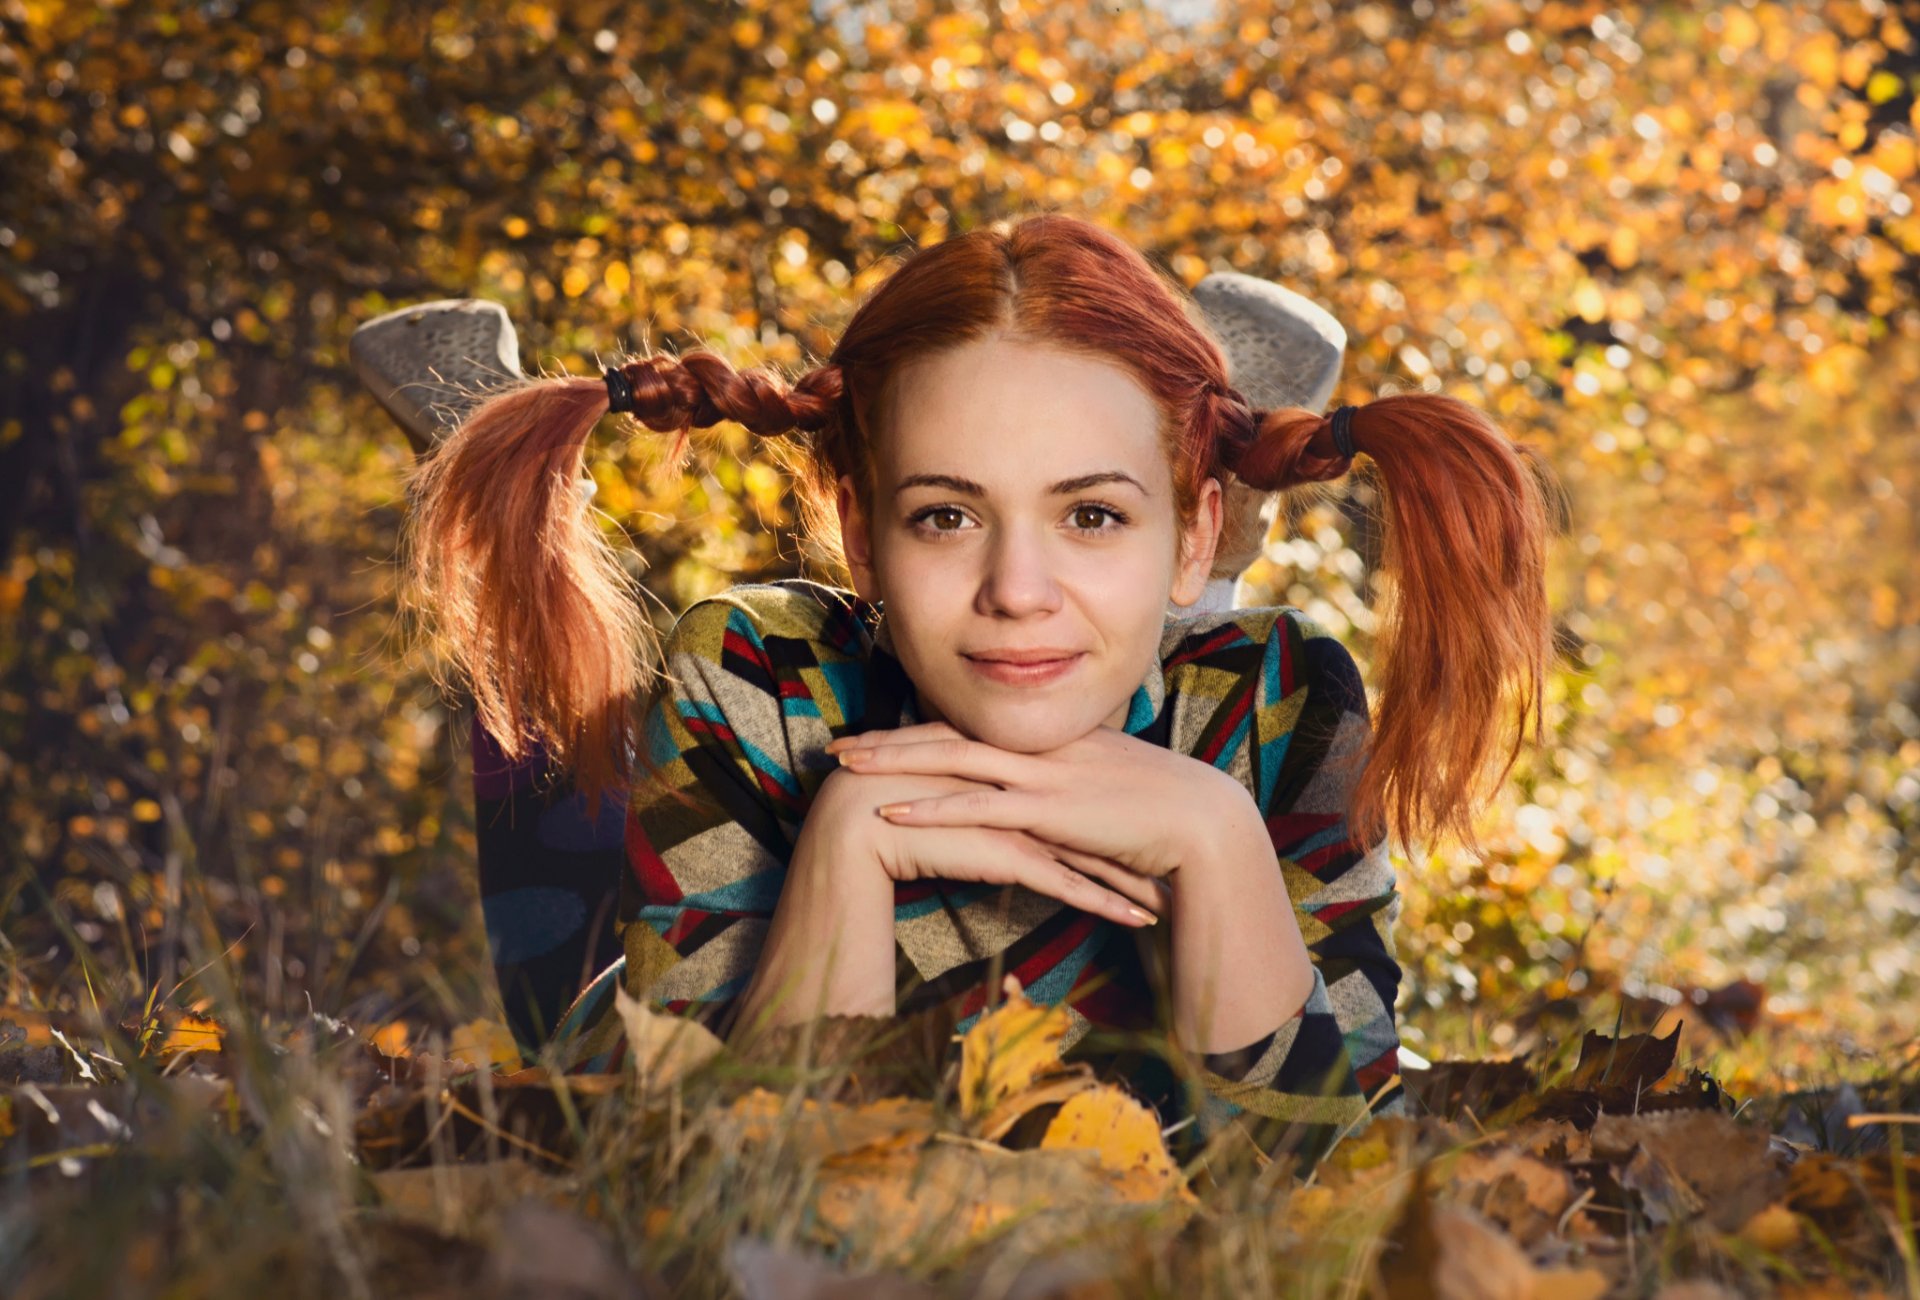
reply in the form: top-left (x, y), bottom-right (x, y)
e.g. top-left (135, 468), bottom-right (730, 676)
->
top-left (1071, 504), bottom-right (1119, 530)
top-left (912, 506), bottom-right (969, 532)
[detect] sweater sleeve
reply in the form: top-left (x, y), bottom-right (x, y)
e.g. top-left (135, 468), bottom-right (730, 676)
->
top-left (1185, 610), bottom-right (1405, 1176)
top-left (470, 720), bottom-right (627, 1058)
top-left (608, 585), bottom-right (862, 1041)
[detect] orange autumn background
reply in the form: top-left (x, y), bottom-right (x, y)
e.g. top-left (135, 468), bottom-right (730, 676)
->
top-left (3, 0), bottom-right (1920, 1292)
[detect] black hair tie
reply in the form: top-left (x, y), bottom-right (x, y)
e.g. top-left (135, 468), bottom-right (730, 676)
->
top-left (603, 366), bottom-right (637, 414)
top-left (1327, 404), bottom-right (1359, 460)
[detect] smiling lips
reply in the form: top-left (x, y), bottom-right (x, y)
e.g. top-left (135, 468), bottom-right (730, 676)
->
top-left (963, 647), bottom-right (1086, 686)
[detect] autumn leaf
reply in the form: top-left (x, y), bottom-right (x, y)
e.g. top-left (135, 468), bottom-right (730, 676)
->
top-left (612, 984), bottom-right (723, 1088)
top-left (1565, 1022), bottom-right (1682, 1092)
top-left (153, 1014), bottom-right (224, 1060)
top-left (370, 1022), bottom-right (412, 1059)
top-left (957, 975), bottom-right (1080, 1121)
top-left (1039, 1086), bottom-right (1194, 1204)
top-left (444, 1016), bottom-right (523, 1073)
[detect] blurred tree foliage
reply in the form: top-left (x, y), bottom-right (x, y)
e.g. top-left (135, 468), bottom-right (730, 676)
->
top-left (2, 0), bottom-right (1918, 1070)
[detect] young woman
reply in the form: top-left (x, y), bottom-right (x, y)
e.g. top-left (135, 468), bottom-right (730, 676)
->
top-left (404, 213), bottom-right (1555, 1170)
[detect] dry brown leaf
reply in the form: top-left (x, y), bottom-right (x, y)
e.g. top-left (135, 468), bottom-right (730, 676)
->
top-left (958, 975), bottom-right (1078, 1122)
top-left (1039, 1085), bottom-right (1194, 1204)
top-left (1443, 1145), bottom-right (1578, 1246)
top-left (613, 983), bottom-right (723, 1087)
top-left (1428, 1202), bottom-right (1536, 1300)
top-left (1592, 1108), bottom-right (1782, 1230)
top-left (1405, 1057), bottom-right (1537, 1121)
top-left (1616, 1141), bottom-right (1706, 1226)
top-left (1509, 1118), bottom-right (1592, 1163)
top-left (1566, 1023), bottom-right (1681, 1092)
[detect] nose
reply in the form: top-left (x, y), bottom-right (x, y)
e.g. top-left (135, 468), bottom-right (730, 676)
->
top-left (975, 524), bottom-right (1062, 618)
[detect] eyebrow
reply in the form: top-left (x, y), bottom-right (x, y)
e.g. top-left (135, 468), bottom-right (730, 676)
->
top-left (893, 470), bottom-right (1149, 498)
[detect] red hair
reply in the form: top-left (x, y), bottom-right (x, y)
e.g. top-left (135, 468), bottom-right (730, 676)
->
top-left (402, 213), bottom-right (1556, 851)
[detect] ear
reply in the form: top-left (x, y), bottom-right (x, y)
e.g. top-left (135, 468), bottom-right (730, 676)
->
top-left (834, 473), bottom-right (879, 600)
top-left (1169, 476), bottom-right (1224, 608)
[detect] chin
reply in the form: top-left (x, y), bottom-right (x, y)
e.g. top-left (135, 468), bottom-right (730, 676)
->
top-left (929, 698), bottom-right (1118, 753)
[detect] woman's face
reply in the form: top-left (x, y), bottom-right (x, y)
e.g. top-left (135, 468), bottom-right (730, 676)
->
top-left (836, 336), bottom-right (1222, 752)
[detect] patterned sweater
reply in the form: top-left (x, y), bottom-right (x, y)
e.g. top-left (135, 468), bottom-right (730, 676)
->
top-left (473, 578), bottom-right (1405, 1171)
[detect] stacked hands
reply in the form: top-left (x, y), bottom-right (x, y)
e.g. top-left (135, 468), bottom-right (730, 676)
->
top-left (815, 721), bottom-right (1268, 929)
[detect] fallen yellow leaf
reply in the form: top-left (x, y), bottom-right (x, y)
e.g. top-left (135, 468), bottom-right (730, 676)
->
top-left (156, 1014), bottom-right (224, 1058)
top-left (371, 1021), bottom-right (411, 1057)
top-left (958, 975), bottom-right (1076, 1121)
top-left (1040, 1086), bottom-right (1193, 1204)
top-left (445, 1017), bottom-right (523, 1072)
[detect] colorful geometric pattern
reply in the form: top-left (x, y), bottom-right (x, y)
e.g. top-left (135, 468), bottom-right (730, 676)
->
top-left (475, 578), bottom-right (1405, 1173)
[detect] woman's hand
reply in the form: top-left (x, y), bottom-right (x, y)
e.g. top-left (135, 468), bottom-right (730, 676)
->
top-left (818, 725), bottom-right (1322, 1061)
top-left (823, 721), bottom-right (1255, 889)
top-left (732, 765), bottom-right (1157, 1038)
top-left (808, 765), bottom-right (1161, 927)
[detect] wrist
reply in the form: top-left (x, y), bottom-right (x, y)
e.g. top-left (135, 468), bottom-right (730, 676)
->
top-left (738, 776), bottom-right (896, 1034)
top-left (799, 767), bottom-right (890, 878)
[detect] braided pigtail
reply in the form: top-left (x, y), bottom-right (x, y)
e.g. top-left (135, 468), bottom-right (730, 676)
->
top-left (401, 350), bottom-right (841, 814)
top-left (1219, 390), bottom-right (1559, 854)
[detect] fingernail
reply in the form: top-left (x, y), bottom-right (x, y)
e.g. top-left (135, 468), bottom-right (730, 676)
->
top-left (837, 748), bottom-right (873, 767)
top-left (1129, 907), bottom-right (1157, 926)
top-left (876, 803), bottom-right (912, 818)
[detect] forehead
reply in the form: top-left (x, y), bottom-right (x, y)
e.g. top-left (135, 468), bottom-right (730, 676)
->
top-left (877, 337), bottom-right (1168, 487)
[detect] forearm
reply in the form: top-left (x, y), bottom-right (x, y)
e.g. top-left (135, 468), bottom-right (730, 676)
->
top-left (1165, 795), bottom-right (1316, 1054)
top-left (730, 815), bottom-right (897, 1041)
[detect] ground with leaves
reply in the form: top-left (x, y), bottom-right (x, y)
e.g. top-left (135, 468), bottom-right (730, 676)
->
top-left (4, 974), bottom-right (1917, 1298)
